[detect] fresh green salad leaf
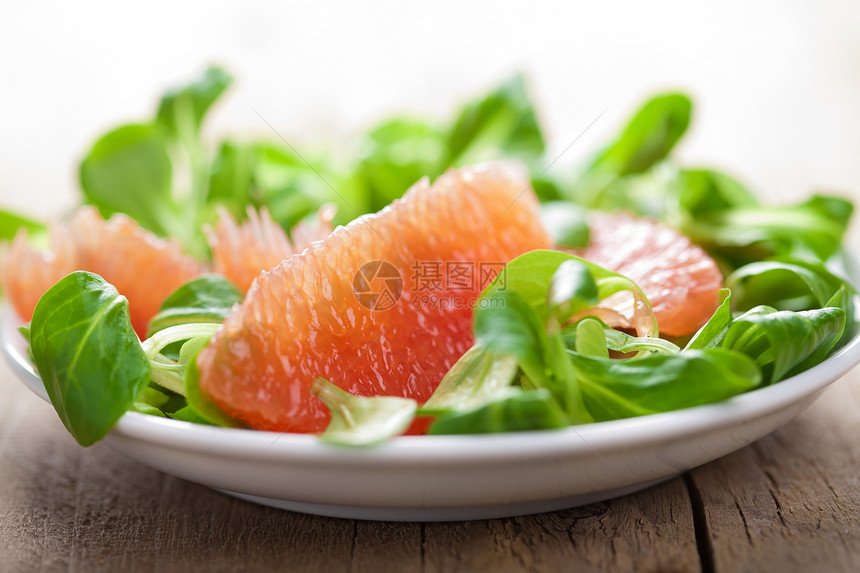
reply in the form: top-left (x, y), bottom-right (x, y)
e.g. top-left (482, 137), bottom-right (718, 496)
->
top-left (480, 250), bottom-right (656, 337)
top-left (675, 168), bottom-right (759, 217)
top-left (428, 388), bottom-right (568, 435)
top-left (419, 345), bottom-right (518, 416)
top-left (576, 93), bottom-right (692, 207)
top-left (727, 259), bottom-right (852, 312)
top-left (79, 123), bottom-right (175, 237)
top-left (29, 272), bottom-right (152, 446)
top-left (572, 349), bottom-right (761, 421)
top-left (682, 194), bottom-right (854, 263)
top-left (685, 289), bottom-right (733, 350)
top-left (147, 275), bottom-right (243, 336)
top-left (539, 201), bottom-right (590, 248)
top-left (0, 209), bottom-right (43, 242)
top-left (156, 66), bottom-right (233, 138)
top-left (572, 318), bottom-right (609, 358)
top-left (311, 378), bottom-right (417, 447)
top-left (562, 319), bottom-right (681, 355)
top-left (446, 73), bottom-right (545, 167)
top-left (348, 117), bottom-right (447, 213)
top-left (722, 306), bottom-right (846, 384)
top-left (183, 342), bottom-right (245, 428)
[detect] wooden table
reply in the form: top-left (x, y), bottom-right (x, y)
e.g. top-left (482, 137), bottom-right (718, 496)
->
top-left (1, 355), bottom-right (858, 572)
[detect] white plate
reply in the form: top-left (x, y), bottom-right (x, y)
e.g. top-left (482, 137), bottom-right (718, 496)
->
top-left (4, 309), bottom-right (860, 522)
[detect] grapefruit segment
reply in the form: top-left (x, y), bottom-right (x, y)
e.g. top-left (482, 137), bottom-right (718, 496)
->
top-left (206, 205), bottom-right (334, 292)
top-left (572, 211), bottom-right (723, 337)
top-left (1, 206), bottom-right (201, 337)
top-left (196, 161), bottom-right (551, 433)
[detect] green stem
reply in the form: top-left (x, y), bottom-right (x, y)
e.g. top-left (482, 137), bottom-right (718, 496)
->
top-left (141, 323), bottom-right (220, 360)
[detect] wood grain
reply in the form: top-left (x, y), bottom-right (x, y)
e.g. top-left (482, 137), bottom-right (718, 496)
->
top-left (687, 376), bottom-right (860, 573)
top-left (1, 356), bottom-right (858, 572)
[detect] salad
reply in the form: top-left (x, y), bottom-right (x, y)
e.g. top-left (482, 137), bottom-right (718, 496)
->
top-left (1, 67), bottom-right (855, 448)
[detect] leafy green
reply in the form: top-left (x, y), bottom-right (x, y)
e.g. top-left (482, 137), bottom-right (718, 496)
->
top-left (561, 319), bottom-right (681, 355)
top-left (207, 141), bottom-right (333, 229)
top-left (311, 378), bottom-right (417, 447)
top-left (169, 406), bottom-right (217, 425)
top-left (446, 73), bottom-right (545, 167)
top-left (428, 388), bottom-right (568, 435)
top-left (147, 275), bottom-right (243, 336)
top-left (474, 289), bottom-right (568, 398)
top-left (685, 289), bottom-right (733, 350)
top-left (539, 201), bottom-right (590, 248)
top-left (572, 349), bottom-right (761, 421)
top-left (419, 345), bottom-right (518, 416)
top-left (348, 117), bottom-right (447, 213)
top-left (79, 123), bottom-right (175, 237)
top-left (682, 194), bottom-right (853, 262)
top-left (547, 260), bottom-right (600, 323)
top-left (576, 93), bottom-right (692, 207)
top-left (573, 318), bottom-right (609, 358)
top-left (29, 272), bottom-right (152, 446)
top-left (0, 209), bottom-right (43, 242)
top-left (722, 306), bottom-right (846, 384)
top-left (675, 168), bottom-right (759, 217)
top-left (156, 66), bottom-right (233, 138)
top-left (480, 250), bottom-right (656, 337)
top-left (727, 259), bottom-right (852, 312)
top-left (141, 324), bottom-right (220, 395)
top-left (183, 342), bottom-right (244, 428)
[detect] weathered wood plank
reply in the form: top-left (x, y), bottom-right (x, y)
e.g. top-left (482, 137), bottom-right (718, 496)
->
top-left (423, 478), bottom-right (700, 573)
top-left (688, 374), bottom-right (860, 573)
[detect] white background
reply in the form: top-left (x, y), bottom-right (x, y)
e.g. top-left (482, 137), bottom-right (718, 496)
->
top-left (1, 0), bottom-right (858, 244)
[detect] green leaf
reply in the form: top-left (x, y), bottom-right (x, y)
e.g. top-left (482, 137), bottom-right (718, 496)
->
top-left (419, 345), bottom-right (518, 416)
top-left (685, 289), bottom-right (733, 350)
top-left (147, 275), bottom-right (243, 336)
top-left (446, 73), bottom-right (545, 166)
top-left (183, 341), bottom-right (245, 428)
top-left (573, 318), bottom-right (609, 358)
top-left (427, 389), bottom-right (568, 435)
top-left (156, 66), bottom-right (233, 137)
top-left (0, 209), bottom-right (43, 242)
top-left (547, 259), bottom-right (600, 324)
top-left (539, 201), bottom-right (590, 248)
top-left (311, 378), bottom-right (417, 447)
top-left (474, 289), bottom-right (589, 422)
top-left (207, 141), bottom-right (330, 229)
top-left (169, 406), bottom-right (216, 425)
top-left (572, 349), bottom-right (761, 421)
top-left (480, 250), bottom-right (656, 337)
top-left (723, 306), bottom-right (846, 384)
top-left (79, 123), bottom-right (174, 236)
top-left (727, 258), bottom-right (852, 312)
top-left (29, 272), bottom-right (151, 446)
top-left (352, 117), bottom-right (447, 212)
top-left (206, 140), bottom-right (255, 211)
top-left (136, 385), bottom-right (170, 409)
top-left (132, 402), bottom-right (166, 417)
top-left (588, 93), bottom-right (692, 177)
top-left (683, 194), bottom-right (854, 262)
top-left (561, 319), bottom-right (681, 355)
top-left (676, 168), bottom-right (759, 217)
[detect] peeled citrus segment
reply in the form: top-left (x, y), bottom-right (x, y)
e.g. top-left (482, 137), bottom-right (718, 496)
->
top-left (0, 206), bottom-right (201, 337)
top-left (0, 230), bottom-right (75, 326)
top-left (197, 161), bottom-right (551, 433)
top-left (206, 205), bottom-right (335, 292)
top-left (572, 211), bottom-right (723, 337)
